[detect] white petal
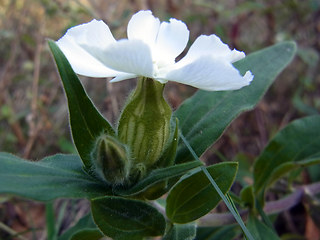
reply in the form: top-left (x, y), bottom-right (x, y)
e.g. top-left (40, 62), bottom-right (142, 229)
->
top-left (56, 19), bottom-right (122, 77)
top-left (163, 56), bottom-right (253, 91)
top-left (110, 73), bottom-right (138, 82)
top-left (102, 39), bottom-right (154, 78)
top-left (127, 10), bottom-right (160, 47)
top-left (229, 49), bottom-right (246, 62)
top-left (154, 18), bottom-right (189, 66)
top-left (179, 35), bottom-right (245, 66)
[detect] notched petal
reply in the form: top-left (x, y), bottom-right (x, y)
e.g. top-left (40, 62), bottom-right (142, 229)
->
top-left (127, 10), bottom-right (160, 47)
top-left (154, 18), bottom-right (189, 66)
top-left (179, 35), bottom-right (246, 66)
top-left (164, 56), bottom-right (253, 91)
top-left (56, 19), bottom-right (121, 77)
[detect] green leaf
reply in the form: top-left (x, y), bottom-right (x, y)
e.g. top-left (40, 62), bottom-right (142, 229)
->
top-left (46, 202), bottom-right (57, 240)
top-left (308, 164), bottom-right (320, 182)
top-left (195, 226), bottom-right (239, 240)
top-left (247, 214), bottom-right (280, 240)
top-left (115, 160), bottom-right (202, 197)
top-left (58, 214), bottom-right (97, 240)
top-left (166, 162), bottom-right (238, 223)
top-left (234, 153), bottom-right (253, 186)
top-left (48, 40), bottom-right (115, 169)
top-left (268, 155), bottom-right (320, 185)
top-left (163, 223), bottom-right (196, 240)
top-left (240, 185), bottom-right (255, 209)
top-left (0, 153), bottom-right (110, 201)
top-left (253, 115), bottom-right (320, 200)
top-left (70, 229), bottom-right (103, 240)
top-left (91, 196), bottom-right (166, 240)
top-left (174, 42), bottom-right (296, 163)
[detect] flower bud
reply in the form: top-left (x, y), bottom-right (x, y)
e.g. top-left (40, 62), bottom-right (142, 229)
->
top-left (91, 135), bottom-right (131, 185)
top-left (118, 77), bottom-right (172, 178)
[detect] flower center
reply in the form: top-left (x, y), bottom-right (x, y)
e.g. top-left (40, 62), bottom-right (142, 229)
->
top-left (152, 58), bottom-right (174, 79)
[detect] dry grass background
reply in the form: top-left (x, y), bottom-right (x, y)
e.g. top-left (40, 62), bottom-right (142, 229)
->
top-left (0, 0), bottom-right (319, 239)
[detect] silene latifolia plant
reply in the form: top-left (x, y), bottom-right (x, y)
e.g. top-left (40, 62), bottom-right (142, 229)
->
top-left (55, 10), bottom-right (254, 187)
top-left (2, 9), bottom-right (314, 240)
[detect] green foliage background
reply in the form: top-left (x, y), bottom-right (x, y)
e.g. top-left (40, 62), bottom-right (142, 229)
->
top-left (0, 0), bottom-right (319, 239)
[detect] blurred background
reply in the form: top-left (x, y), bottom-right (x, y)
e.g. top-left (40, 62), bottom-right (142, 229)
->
top-left (0, 0), bottom-right (319, 239)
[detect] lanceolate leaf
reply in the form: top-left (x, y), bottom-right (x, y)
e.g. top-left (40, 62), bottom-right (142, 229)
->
top-left (91, 196), bottom-right (166, 240)
top-left (195, 226), bottom-right (239, 240)
top-left (70, 229), bottom-right (103, 240)
top-left (246, 214), bottom-right (280, 240)
top-left (268, 156), bottom-right (320, 187)
top-left (115, 160), bottom-right (202, 196)
top-left (48, 40), bottom-right (115, 169)
top-left (0, 153), bottom-right (110, 201)
top-left (163, 223), bottom-right (196, 240)
top-left (174, 42), bottom-right (296, 163)
top-left (240, 185), bottom-right (255, 209)
top-left (253, 115), bottom-right (320, 200)
top-left (58, 214), bottom-right (97, 240)
top-left (166, 162), bottom-right (238, 223)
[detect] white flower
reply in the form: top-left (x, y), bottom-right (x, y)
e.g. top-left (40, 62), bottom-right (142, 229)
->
top-left (56, 10), bottom-right (253, 91)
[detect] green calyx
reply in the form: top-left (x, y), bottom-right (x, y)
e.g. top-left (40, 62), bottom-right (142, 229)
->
top-left (91, 135), bottom-right (131, 185)
top-left (90, 78), bottom-right (175, 189)
top-left (118, 77), bottom-right (172, 179)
